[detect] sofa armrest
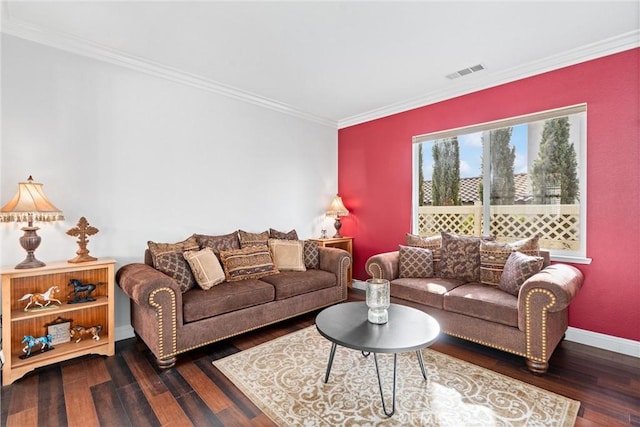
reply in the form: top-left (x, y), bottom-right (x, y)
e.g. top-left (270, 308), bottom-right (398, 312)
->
top-left (365, 251), bottom-right (400, 281)
top-left (116, 263), bottom-right (183, 309)
top-left (318, 246), bottom-right (351, 290)
top-left (518, 263), bottom-right (584, 313)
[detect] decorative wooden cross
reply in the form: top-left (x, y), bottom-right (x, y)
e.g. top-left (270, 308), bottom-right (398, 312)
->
top-left (67, 217), bottom-right (99, 263)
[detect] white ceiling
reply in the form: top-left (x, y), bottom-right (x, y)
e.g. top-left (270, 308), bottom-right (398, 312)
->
top-left (2, 1), bottom-right (639, 128)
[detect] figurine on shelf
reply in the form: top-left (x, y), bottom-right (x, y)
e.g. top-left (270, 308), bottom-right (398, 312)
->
top-left (70, 325), bottom-right (102, 343)
top-left (18, 285), bottom-right (63, 311)
top-left (66, 279), bottom-right (104, 304)
top-left (20, 334), bottom-right (54, 359)
top-left (66, 216), bottom-right (99, 263)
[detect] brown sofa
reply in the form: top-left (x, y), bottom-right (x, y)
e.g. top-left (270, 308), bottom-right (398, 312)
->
top-left (365, 234), bottom-right (583, 374)
top-left (116, 235), bottom-right (351, 368)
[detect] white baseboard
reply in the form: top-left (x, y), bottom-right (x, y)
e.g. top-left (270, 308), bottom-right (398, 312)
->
top-left (352, 279), bottom-right (639, 358)
top-left (565, 327), bottom-right (640, 358)
top-left (115, 325), bottom-right (135, 341)
top-left (352, 279), bottom-right (367, 290)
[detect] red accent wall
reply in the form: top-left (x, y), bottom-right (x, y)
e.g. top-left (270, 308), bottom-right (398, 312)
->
top-left (338, 48), bottom-right (640, 341)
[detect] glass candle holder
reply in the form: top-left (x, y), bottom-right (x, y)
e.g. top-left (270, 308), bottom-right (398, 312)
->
top-left (366, 278), bottom-right (390, 324)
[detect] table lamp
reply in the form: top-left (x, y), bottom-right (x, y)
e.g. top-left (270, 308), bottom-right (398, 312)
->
top-left (325, 194), bottom-right (349, 238)
top-left (0, 176), bottom-right (64, 269)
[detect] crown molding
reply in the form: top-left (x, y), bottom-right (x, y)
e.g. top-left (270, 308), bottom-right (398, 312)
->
top-left (338, 30), bottom-right (640, 129)
top-left (2, 10), bottom-right (637, 131)
top-left (0, 14), bottom-right (338, 129)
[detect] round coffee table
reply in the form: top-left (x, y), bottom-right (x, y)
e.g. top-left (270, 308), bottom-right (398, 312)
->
top-left (315, 302), bottom-right (440, 417)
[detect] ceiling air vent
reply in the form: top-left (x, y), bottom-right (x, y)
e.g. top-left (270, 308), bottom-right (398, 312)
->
top-left (446, 63), bottom-right (486, 80)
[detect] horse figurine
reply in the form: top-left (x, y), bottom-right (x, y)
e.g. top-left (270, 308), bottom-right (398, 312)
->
top-left (21, 334), bottom-right (54, 358)
top-left (70, 325), bottom-right (102, 343)
top-left (67, 279), bottom-right (104, 304)
top-left (18, 286), bottom-right (62, 311)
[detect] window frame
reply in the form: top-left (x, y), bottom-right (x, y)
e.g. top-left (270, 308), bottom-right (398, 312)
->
top-left (412, 104), bottom-right (591, 264)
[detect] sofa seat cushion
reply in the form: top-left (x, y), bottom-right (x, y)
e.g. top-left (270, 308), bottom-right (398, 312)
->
top-left (443, 283), bottom-right (518, 327)
top-left (259, 270), bottom-right (335, 300)
top-left (390, 277), bottom-right (464, 309)
top-left (182, 279), bottom-right (275, 323)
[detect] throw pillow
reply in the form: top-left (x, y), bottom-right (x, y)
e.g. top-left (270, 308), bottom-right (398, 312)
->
top-left (303, 240), bottom-right (320, 269)
top-left (219, 245), bottom-right (279, 282)
top-left (269, 228), bottom-right (299, 240)
top-left (268, 239), bottom-right (306, 271)
top-left (195, 232), bottom-right (240, 259)
top-left (406, 233), bottom-right (442, 272)
top-left (148, 235), bottom-right (199, 268)
top-left (183, 248), bottom-right (226, 290)
top-left (480, 235), bottom-right (540, 286)
top-left (439, 231), bottom-right (483, 282)
top-left (154, 252), bottom-right (196, 293)
top-left (498, 251), bottom-right (544, 296)
top-left (238, 230), bottom-right (270, 248)
top-left (399, 245), bottom-right (434, 278)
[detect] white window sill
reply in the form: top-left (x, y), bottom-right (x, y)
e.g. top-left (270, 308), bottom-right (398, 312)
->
top-left (550, 255), bottom-right (592, 265)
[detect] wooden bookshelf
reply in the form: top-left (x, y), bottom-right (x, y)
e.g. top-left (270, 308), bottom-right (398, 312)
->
top-left (1, 258), bottom-right (115, 385)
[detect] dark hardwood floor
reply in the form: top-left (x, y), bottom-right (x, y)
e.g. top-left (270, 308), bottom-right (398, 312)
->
top-left (2, 289), bottom-right (639, 426)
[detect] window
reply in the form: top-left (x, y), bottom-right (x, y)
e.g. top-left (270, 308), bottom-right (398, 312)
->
top-left (413, 104), bottom-right (588, 262)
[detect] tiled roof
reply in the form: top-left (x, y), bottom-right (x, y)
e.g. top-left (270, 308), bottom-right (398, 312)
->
top-left (423, 173), bottom-right (531, 204)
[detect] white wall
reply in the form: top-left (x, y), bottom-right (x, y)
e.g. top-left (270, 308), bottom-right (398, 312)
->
top-left (1, 35), bottom-right (339, 339)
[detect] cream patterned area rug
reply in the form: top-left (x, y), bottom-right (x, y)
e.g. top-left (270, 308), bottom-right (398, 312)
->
top-left (213, 326), bottom-right (579, 426)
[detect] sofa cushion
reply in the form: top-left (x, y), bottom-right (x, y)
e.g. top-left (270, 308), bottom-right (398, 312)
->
top-left (444, 283), bottom-right (518, 327)
top-left (239, 230), bottom-right (270, 248)
top-left (268, 239), bottom-right (306, 271)
top-left (439, 232), bottom-right (483, 282)
top-left (148, 235), bottom-right (199, 268)
top-left (195, 232), bottom-right (240, 259)
top-left (480, 235), bottom-right (540, 286)
top-left (183, 248), bottom-right (226, 290)
top-left (154, 252), bottom-right (196, 293)
top-left (498, 251), bottom-right (545, 296)
top-left (181, 279), bottom-right (275, 322)
top-left (269, 228), bottom-right (298, 240)
top-left (398, 245), bottom-right (434, 278)
top-left (220, 245), bottom-right (279, 281)
top-left (390, 277), bottom-right (464, 309)
top-left (259, 270), bottom-right (335, 300)
top-left (303, 240), bottom-right (320, 269)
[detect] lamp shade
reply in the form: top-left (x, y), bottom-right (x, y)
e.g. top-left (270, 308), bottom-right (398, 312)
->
top-left (326, 195), bottom-right (349, 218)
top-left (1, 176), bottom-right (64, 269)
top-left (0, 176), bottom-right (64, 224)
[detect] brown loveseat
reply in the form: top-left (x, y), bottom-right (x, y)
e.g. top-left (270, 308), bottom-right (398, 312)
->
top-left (365, 232), bottom-right (583, 374)
top-left (116, 230), bottom-right (351, 368)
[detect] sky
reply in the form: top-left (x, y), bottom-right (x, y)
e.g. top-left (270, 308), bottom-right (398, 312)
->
top-left (421, 123), bottom-right (528, 180)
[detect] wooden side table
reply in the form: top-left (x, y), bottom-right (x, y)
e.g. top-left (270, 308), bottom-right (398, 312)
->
top-left (1, 258), bottom-right (116, 385)
top-left (309, 237), bottom-right (353, 286)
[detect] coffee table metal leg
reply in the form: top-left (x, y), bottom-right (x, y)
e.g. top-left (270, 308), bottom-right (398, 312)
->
top-left (324, 342), bottom-right (337, 383)
top-left (416, 350), bottom-right (427, 380)
top-left (373, 353), bottom-right (397, 417)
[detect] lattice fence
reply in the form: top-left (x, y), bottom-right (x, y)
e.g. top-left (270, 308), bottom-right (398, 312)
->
top-left (418, 204), bottom-right (580, 250)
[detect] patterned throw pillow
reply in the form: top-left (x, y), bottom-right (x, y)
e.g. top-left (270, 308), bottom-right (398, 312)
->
top-left (439, 232), bottom-right (483, 282)
top-left (219, 245), bottom-right (279, 282)
top-left (269, 228), bottom-right (299, 240)
top-left (183, 248), bottom-right (226, 290)
top-left (303, 240), bottom-right (320, 269)
top-left (154, 252), bottom-right (196, 293)
top-left (195, 232), bottom-right (240, 259)
top-left (498, 251), bottom-right (544, 296)
top-left (148, 235), bottom-right (199, 268)
top-left (239, 230), bottom-right (270, 248)
top-left (480, 235), bottom-right (540, 286)
top-left (399, 245), bottom-right (434, 278)
top-left (406, 233), bottom-right (442, 273)
top-left (268, 239), bottom-right (306, 271)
